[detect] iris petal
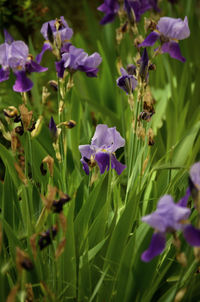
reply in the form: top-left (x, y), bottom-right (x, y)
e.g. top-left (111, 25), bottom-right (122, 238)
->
top-left (0, 68), bottom-right (10, 82)
top-left (36, 43), bottom-right (52, 64)
top-left (161, 41), bottom-right (185, 62)
top-left (95, 152), bottom-right (110, 174)
top-left (13, 70), bottom-right (33, 92)
top-left (111, 154), bottom-right (126, 175)
top-left (139, 32), bottom-right (160, 47)
top-left (141, 232), bottom-right (166, 262)
top-left (183, 225), bottom-right (200, 246)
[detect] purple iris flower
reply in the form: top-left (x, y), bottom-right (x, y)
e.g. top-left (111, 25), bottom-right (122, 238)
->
top-left (124, 0), bottom-right (159, 23)
top-left (0, 30), bottom-right (47, 92)
top-left (98, 0), bottom-right (159, 25)
top-left (56, 45), bottom-right (102, 78)
top-left (141, 195), bottom-right (191, 262)
top-left (36, 16), bottom-right (73, 63)
top-left (139, 16), bottom-right (190, 62)
top-left (116, 64), bottom-right (137, 94)
top-left (79, 124), bottom-right (126, 175)
top-left (97, 0), bottom-right (120, 25)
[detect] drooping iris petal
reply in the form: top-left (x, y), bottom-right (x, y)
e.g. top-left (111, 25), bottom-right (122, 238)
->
top-left (13, 70), bottom-right (33, 92)
top-left (183, 225), bottom-right (200, 246)
top-left (26, 60), bottom-right (48, 73)
top-left (0, 68), bottom-right (10, 82)
top-left (161, 41), bottom-right (185, 62)
top-left (141, 232), bottom-right (166, 262)
top-left (80, 158), bottom-right (90, 175)
top-left (157, 16), bottom-right (190, 40)
top-left (95, 152), bottom-right (110, 174)
top-left (100, 11), bottom-right (117, 25)
top-left (178, 187), bottom-right (191, 207)
top-left (139, 31), bottom-right (160, 47)
top-left (36, 43), bottom-right (52, 64)
top-left (111, 154), bottom-right (126, 175)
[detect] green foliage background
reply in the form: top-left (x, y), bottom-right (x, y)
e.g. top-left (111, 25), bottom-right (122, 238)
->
top-left (0, 0), bottom-right (200, 301)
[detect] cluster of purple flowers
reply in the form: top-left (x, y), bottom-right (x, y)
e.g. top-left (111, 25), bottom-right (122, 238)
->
top-left (116, 16), bottom-right (190, 96)
top-left (141, 162), bottom-right (200, 262)
top-left (0, 17), bottom-right (102, 93)
top-left (37, 16), bottom-right (102, 79)
top-left (98, 0), bottom-right (159, 25)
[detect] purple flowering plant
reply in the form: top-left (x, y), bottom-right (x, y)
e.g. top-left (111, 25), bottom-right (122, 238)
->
top-left (142, 162), bottom-right (200, 262)
top-left (98, 0), bottom-right (159, 25)
top-left (79, 124), bottom-right (126, 175)
top-left (0, 30), bottom-right (47, 92)
top-left (1, 2), bottom-right (200, 301)
top-left (36, 16), bottom-right (102, 79)
top-left (56, 44), bottom-right (102, 78)
top-left (36, 16), bottom-right (74, 63)
top-left (139, 16), bottom-right (190, 62)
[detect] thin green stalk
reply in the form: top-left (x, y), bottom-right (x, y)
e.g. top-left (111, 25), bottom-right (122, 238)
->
top-left (125, 92), bottom-right (140, 202)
